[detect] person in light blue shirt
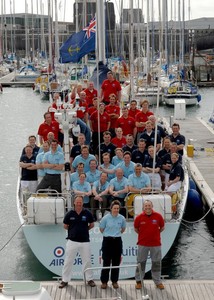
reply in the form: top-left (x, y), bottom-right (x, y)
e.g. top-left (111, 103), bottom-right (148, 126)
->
top-left (36, 141), bottom-right (50, 183)
top-left (72, 145), bottom-right (96, 173)
top-left (73, 173), bottom-right (92, 207)
top-left (114, 151), bottom-right (135, 178)
top-left (111, 148), bottom-right (124, 166)
top-left (70, 162), bottom-right (84, 188)
top-left (38, 132), bottom-right (63, 154)
top-left (100, 151), bottom-right (135, 179)
top-left (109, 168), bottom-right (128, 203)
top-left (91, 173), bottom-right (110, 217)
top-left (86, 159), bottom-right (101, 187)
top-left (128, 163), bottom-right (151, 193)
top-left (100, 152), bottom-right (115, 181)
top-left (99, 200), bottom-right (126, 289)
top-left (36, 139), bottom-right (65, 193)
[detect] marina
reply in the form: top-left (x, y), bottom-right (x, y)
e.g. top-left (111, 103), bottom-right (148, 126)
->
top-left (0, 81), bottom-right (213, 299)
top-left (0, 2), bottom-right (214, 300)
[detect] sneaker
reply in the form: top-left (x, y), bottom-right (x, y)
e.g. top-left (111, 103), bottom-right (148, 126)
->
top-left (88, 280), bottom-right (96, 287)
top-left (101, 282), bottom-right (108, 289)
top-left (59, 281), bottom-right (68, 289)
top-left (135, 281), bottom-right (142, 289)
top-left (112, 282), bottom-right (119, 289)
top-left (156, 283), bottom-right (164, 290)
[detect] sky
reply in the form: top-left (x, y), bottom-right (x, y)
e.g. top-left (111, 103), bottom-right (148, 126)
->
top-left (2, 0), bottom-right (214, 23)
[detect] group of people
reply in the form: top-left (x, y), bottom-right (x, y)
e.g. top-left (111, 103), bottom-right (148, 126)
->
top-left (59, 195), bottom-right (165, 291)
top-left (19, 75), bottom-right (186, 292)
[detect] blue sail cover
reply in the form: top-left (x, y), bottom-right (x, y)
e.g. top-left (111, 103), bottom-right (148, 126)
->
top-left (59, 18), bottom-right (96, 63)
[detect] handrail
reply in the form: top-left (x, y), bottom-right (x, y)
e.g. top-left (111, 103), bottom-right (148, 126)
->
top-left (83, 263), bottom-right (144, 298)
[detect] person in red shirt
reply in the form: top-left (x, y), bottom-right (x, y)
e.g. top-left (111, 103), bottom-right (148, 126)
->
top-left (84, 81), bottom-right (98, 107)
top-left (111, 128), bottom-right (126, 148)
top-left (134, 200), bottom-right (165, 290)
top-left (135, 99), bottom-right (154, 141)
top-left (90, 103), bottom-right (110, 153)
top-left (88, 97), bottom-right (98, 117)
top-left (115, 107), bottom-right (136, 138)
top-left (38, 112), bottom-right (60, 145)
top-left (105, 93), bottom-right (120, 138)
top-left (48, 92), bottom-right (61, 121)
top-left (76, 91), bottom-right (88, 123)
top-left (101, 71), bottom-right (122, 105)
top-left (128, 99), bottom-right (140, 119)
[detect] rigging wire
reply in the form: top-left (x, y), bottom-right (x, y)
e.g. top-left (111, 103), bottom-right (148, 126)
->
top-left (0, 223), bottom-right (25, 252)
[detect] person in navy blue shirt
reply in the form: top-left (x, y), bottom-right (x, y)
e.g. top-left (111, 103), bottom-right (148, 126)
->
top-left (19, 145), bottom-right (38, 193)
top-left (131, 138), bottom-right (148, 165)
top-left (59, 195), bottom-right (96, 289)
top-left (169, 123), bottom-right (185, 156)
top-left (140, 121), bottom-right (161, 152)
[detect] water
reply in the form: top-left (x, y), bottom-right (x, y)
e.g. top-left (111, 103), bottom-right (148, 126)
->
top-left (0, 87), bottom-right (214, 280)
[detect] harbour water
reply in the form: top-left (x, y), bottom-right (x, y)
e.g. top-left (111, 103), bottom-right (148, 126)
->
top-left (0, 87), bottom-right (213, 281)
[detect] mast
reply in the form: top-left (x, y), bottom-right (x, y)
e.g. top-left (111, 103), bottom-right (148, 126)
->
top-left (48, 0), bottom-right (53, 72)
top-left (54, 0), bottom-right (59, 63)
top-left (129, 0), bottom-right (134, 100)
top-left (96, 0), bottom-right (105, 64)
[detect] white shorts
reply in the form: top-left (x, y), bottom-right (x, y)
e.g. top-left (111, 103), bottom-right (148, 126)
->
top-left (165, 181), bottom-right (182, 193)
top-left (21, 180), bottom-right (38, 193)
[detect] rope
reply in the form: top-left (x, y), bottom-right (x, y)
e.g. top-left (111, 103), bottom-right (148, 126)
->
top-left (181, 203), bottom-right (214, 224)
top-left (0, 222), bottom-right (25, 252)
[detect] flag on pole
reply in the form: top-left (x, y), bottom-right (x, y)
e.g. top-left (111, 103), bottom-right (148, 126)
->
top-left (59, 17), bottom-right (96, 63)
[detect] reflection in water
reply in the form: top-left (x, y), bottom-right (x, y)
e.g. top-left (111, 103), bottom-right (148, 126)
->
top-left (0, 87), bottom-right (214, 280)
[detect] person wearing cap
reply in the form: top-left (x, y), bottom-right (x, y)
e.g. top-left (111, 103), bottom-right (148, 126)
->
top-left (90, 103), bottom-right (110, 153)
top-left (100, 71), bottom-right (122, 105)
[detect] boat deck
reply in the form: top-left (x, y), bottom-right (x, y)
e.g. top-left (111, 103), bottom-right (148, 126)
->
top-left (41, 279), bottom-right (214, 300)
top-left (173, 116), bottom-right (214, 212)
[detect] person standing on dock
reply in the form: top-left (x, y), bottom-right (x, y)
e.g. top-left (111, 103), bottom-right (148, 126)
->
top-left (59, 195), bottom-right (96, 289)
top-left (99, 200), bottom-right (126, 289)
top-left (134, 199), bottom-right (165, 290)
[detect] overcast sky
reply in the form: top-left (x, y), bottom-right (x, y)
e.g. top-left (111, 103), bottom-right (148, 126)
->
top-left (3, 0), bottom-right (214, 22)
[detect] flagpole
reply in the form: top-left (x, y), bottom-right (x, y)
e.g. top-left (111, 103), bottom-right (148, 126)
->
top-left (96, 0), bottom-right (101, 165)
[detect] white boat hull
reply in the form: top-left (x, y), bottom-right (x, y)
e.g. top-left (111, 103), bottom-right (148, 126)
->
top-left (17, 170), bottom-right (188, 279)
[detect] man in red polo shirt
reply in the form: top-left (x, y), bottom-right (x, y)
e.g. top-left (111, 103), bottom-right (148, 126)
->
top-left (38, 112), bottom-right (60, 145)
top-left (100, 71), bottom-right (121, 105)
top-left (84, 81), bottom-right (98, 107)
top-left (115, 107), bottom-right (136, 138)
top-left (134, 200), bottom-right (165, 290)
top-left (135, 99), bottom-right (154, 142)
top-left (128, 99), bottom-right (140, 119)
top-left (90, 103), bottom-right (110, 153)
top-left (105, 93), bottom-right (120, 138)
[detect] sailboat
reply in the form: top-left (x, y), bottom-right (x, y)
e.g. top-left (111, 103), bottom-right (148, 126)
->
top-left (16, 0), bottom-right (189, 280)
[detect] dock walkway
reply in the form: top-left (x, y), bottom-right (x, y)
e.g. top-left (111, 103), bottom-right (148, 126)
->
top-left (174, 116), bottom-right (214, 212)
top-left (0, 72), bottom-right (34, 87)
top-left (41, 279), bottom-right (214, 300)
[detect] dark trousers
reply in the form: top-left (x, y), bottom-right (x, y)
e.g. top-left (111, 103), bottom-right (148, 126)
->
top-left (100, 237), bottom-right (122, 283)
top-left (36, 174), bottom-right (61, 193)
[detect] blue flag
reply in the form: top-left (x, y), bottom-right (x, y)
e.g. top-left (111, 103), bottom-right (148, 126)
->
top-left (59, 18), bottom-right (96, 63)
